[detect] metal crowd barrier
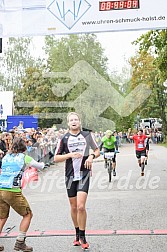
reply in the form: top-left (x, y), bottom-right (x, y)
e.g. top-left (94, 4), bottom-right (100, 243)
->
top-left (26, 143), bottom-right (56, 168)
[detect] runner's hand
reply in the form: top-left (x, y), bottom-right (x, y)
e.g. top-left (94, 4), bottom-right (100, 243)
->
top-left (84, 156), bottom-right (93, 169)
top-left (70, 152), bottom-right (83, 159)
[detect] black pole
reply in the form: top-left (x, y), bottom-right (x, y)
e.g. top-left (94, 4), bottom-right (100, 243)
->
top-left (0, 38), bottom-right (2, 53)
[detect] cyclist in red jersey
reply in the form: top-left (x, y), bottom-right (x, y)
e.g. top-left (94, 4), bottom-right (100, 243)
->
top-left (127, 128), bottom-right (151, 176)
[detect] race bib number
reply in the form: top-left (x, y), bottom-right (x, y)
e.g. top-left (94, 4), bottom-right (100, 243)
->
top-left (138, 144), bottom-right (144, 148)
top-left (107, 142), bottom-right (111, 145)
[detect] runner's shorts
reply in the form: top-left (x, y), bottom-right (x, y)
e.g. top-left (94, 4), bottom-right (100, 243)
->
top-left (135, 149), bottom-right (147, 159)
top-left (65, 174), bottom-right (90, 198)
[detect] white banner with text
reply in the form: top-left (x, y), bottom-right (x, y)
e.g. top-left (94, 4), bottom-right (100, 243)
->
top-left (0, 0), bottom-right (166, 37)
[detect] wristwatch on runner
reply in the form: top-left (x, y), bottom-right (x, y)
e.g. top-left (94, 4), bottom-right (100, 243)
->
top-left (90, 153), bottom-right (96, 159)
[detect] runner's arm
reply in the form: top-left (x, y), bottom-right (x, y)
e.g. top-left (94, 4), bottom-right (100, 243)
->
top-left (54, 152), bottom-right (81, 162)
top-left (114, 141), bottom-right (118, 151)
top-left (25, 155), bottom-right (45, 170)
top-left (127, 128), bottom-right (133, 139)
top-left (99, 142), bottom-right (103, 151)
top-left (54, 138), bottom-right (83, 162)
top-left (89, 147), bottom-right (100, 159)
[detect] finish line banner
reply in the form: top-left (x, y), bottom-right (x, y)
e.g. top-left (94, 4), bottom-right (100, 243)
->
top-left (0, 0), bottom-right (166, 37)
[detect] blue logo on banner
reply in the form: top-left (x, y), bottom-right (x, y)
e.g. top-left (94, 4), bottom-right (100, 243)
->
top-left (47, 0), bottom-right (91, 30)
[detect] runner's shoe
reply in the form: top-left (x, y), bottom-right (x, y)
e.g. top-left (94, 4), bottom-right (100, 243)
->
top-left (73, 240), bottom-right (81, 246)
top-left (0, 245), bottom-right (4, 251)
top-left (80, 237), bottom-right (89, 250)
top-left (73, 235), bottom-right (81, 246)
top-left (113, 170), bottom-right (116, 176)
top-left (141, 172), bottom-right (144, 176)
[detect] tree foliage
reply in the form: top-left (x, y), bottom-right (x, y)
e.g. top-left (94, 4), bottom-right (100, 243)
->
top-left (0, 37), bottom-right (36, 91)
top-left (131, 30), bottom-right (167, 136)
top-left (16, 34), bottom-right (113, 129)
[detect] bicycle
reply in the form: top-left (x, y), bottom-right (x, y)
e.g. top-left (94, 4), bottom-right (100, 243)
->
top-left (101, 150), bottom-right (119, 182)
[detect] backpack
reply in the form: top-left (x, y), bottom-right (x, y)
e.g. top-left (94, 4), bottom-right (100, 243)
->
top-left (0, 153), bottom-right (26, 189)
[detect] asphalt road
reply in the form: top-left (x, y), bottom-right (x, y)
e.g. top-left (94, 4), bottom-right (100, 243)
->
top-left (1, 143), bottom-right (167, 252)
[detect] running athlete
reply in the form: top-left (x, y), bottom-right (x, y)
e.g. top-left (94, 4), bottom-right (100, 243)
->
top-left (143, 129), bottom-right (150, 165)
top-left (127, 128), bottom-right (150, 176)
top-left (0, 138), bottom-right (44, 252)
top-left (99, 130), bottom-right (118, 176)
top-left (54, 112), bottom-right (100, 250)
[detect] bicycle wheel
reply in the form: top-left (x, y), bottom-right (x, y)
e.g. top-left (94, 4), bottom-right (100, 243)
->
top-left (108, 160), bottom-right (112, 182)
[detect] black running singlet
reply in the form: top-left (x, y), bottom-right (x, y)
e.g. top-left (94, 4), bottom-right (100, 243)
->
top-left (55, 131), bottom-right (98, 180)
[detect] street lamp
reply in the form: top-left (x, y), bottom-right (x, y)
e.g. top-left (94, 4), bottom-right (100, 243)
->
top-left (0, 104), bottom-right (3, 117)
top-left (136, 114), bottom-right (140, 130)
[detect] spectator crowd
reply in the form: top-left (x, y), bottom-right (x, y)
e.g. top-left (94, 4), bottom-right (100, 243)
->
top-left (0, 125), bottom-right (165, 170)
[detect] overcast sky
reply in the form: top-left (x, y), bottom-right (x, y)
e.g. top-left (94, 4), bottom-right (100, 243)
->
top-left (96, 30), bottom-right (147, 73)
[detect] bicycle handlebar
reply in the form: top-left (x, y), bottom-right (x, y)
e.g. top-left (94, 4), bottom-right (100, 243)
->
top-left (100, 150), bottom-right (120, 155)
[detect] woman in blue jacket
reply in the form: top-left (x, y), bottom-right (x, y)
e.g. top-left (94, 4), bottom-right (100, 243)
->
top-left (0, 138), bottom-right (44, 252)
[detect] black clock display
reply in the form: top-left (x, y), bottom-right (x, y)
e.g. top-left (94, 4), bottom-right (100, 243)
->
top-left (99, 0), bottom-right (140, 11)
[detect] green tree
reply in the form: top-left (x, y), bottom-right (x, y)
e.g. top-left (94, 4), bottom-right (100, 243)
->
top-left (45, 34), bottom-right (108, 76)
top-left (15, 34), bottom-right (112, 129)
top-left (0, 72), bottom-right (5, 91)
top-left (14, 66), bottom-right (57, 128)
top-left (130, 30), bottom-right (167, 136)
top-left (43, 34), bottom-right (111, 130)
top-left (0, 37), bottom-right (35, 91)
top-left (107, 64), bottom-right (134, 131)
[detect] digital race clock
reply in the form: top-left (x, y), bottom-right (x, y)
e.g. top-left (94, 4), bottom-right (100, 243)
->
top-left (99, 0), bottom-right (140, 11)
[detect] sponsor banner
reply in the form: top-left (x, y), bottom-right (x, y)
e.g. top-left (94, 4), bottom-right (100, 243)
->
top-left (0, 0), bottom-right (166, 37)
